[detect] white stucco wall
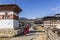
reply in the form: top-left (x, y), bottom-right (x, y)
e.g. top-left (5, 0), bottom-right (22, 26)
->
top-left (0, 19), bottom-right (13, 29)
top-left (56, 24), bottom-right (60, 29)
top-left (13, 20), bottom-right (19, 29)
top-left (0, 19), bottom-right (19, 29)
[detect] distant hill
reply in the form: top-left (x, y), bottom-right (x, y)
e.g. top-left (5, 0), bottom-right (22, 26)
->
top-left (34, 18), bottom-right (41, 21)
top-left (19, 17), bottom-right (35, 21)
top-left (19, 17), bottom-right (29, 21)
top-left (19, 17), bottom-right (42, 24)
top-left (34, 18), bottom-right (43, 24)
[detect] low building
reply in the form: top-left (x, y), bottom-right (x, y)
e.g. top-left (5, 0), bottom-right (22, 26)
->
top-left (42, 14), bottom-right (60, 29)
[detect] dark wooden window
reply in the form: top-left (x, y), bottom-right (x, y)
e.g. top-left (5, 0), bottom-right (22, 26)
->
top-left (3, 12), bottom-right (9, 19)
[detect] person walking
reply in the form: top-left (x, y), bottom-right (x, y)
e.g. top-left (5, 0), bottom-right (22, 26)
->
top-left (23, 24), bottom-right (29, 35)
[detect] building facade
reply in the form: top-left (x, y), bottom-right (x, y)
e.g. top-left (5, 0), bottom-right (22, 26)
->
top-left (0, 4), bottom-right (21, 30)
top-left (42, 14), bottom-right (60, 36)
top-left (42, 14), bottom-right (60, 29)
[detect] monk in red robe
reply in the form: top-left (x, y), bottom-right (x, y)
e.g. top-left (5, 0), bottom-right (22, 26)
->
top-left (23, 24), bottom-right (29, 35)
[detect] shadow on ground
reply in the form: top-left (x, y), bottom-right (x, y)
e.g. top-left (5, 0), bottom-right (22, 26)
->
top-left (15, 30), bottom-right (45, 37)
top-left (29, 31), bottom-right (45, 33)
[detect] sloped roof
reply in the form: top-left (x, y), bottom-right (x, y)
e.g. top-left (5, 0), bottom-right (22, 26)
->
top-left (0, 4), bottom-right (22, 13)
top-left (42, 14), bottom-right (60, 21)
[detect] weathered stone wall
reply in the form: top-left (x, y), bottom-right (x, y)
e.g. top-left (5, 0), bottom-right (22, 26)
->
top-left (0, 29), bottom-right (22, 37)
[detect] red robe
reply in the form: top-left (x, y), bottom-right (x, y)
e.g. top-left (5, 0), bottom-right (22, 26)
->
top-left (24, 26), bottom-right (29, 35)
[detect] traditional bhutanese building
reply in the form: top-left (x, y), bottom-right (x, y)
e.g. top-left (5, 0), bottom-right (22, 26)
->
top-left (42, 14), bottom-right (60, 29)
top-left (0, 4), bottom-right (21, 29)
top-left (0, 4), bottom-right (22, 37)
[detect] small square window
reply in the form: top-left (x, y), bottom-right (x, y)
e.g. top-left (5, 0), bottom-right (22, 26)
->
top-left (2, 16), bottom-right (9, 19)
top-left (4, 16), bottom-right (8, 19)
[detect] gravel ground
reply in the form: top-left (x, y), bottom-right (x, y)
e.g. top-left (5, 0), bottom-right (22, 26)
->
top-left (0, 38), bottom-right (11, 40)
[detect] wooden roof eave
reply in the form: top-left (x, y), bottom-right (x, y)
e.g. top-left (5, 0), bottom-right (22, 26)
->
top-left (0, 4), bottom-right (22, 13)
top-left (42, 16), bottom-right (60, 21)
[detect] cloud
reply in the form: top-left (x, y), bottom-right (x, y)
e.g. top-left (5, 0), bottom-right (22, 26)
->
top-left (51, 6), bottom-right (60, 13)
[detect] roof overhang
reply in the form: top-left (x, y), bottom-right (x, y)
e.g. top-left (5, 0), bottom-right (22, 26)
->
top-left (0, 4), bottom-right (22, 13)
